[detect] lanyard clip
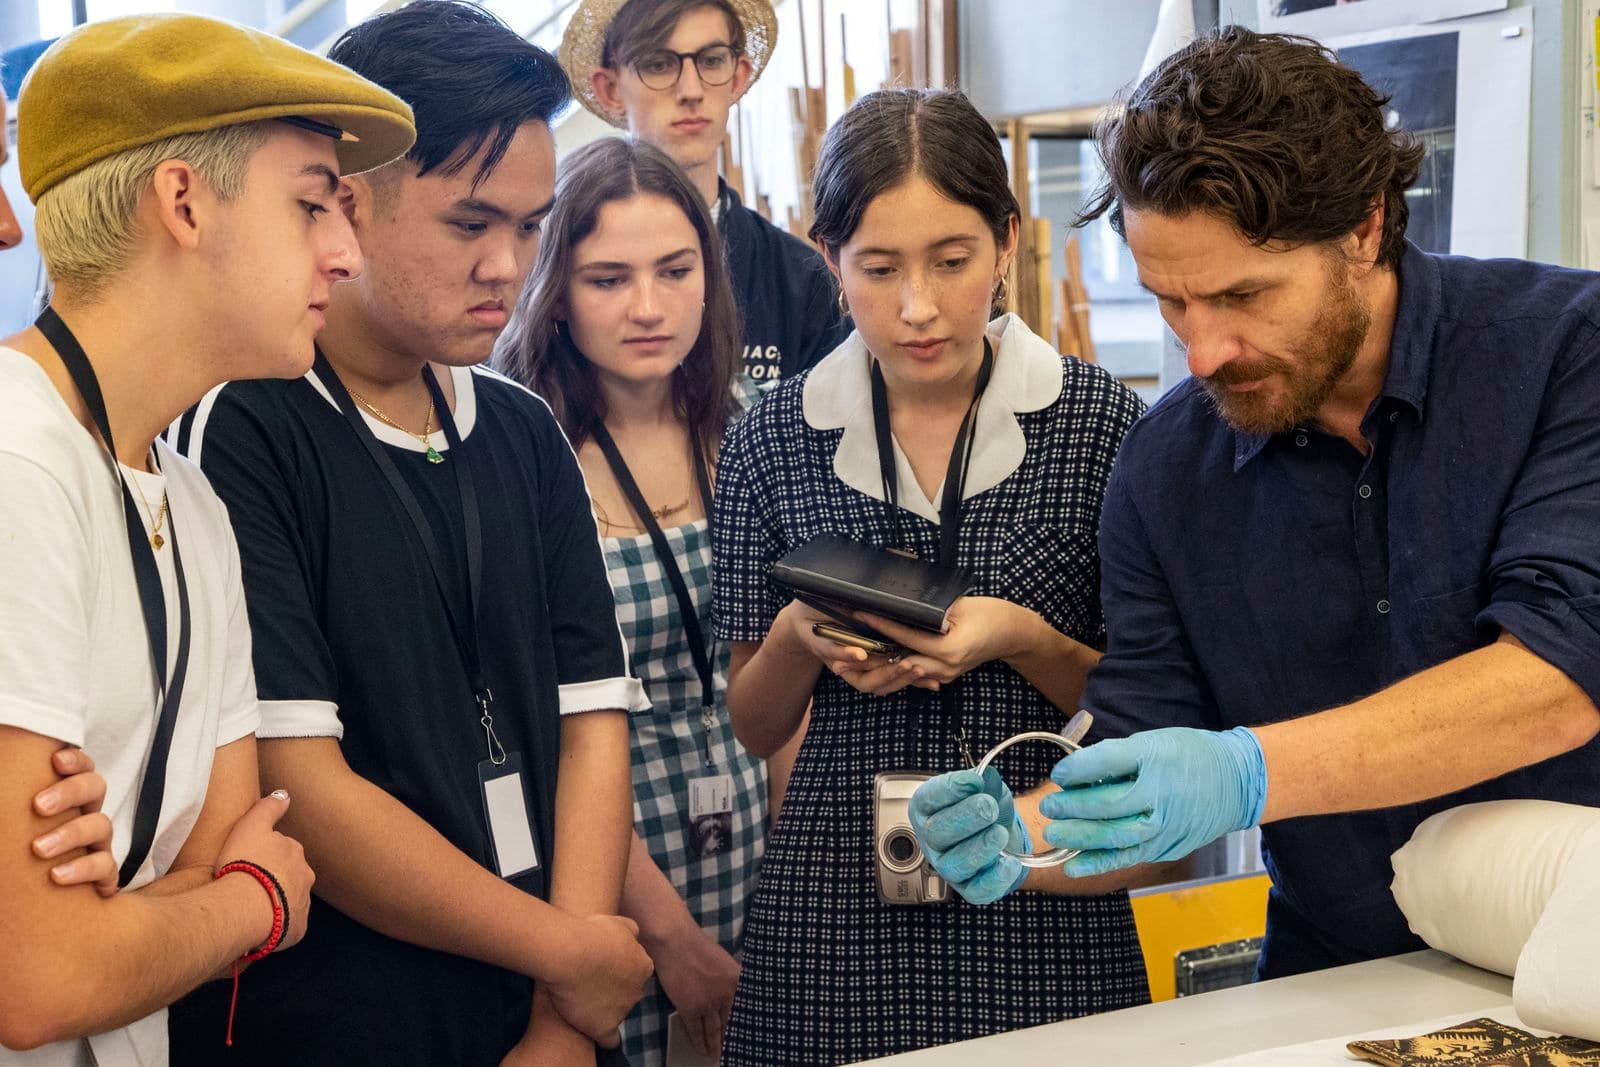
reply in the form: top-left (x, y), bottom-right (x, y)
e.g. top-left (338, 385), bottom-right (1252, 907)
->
top-left (476, 688), bottom-right (506, 767)
top-left (701, 707), bottom-right (717, 768)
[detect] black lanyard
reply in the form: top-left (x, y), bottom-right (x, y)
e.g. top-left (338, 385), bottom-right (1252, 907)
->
top-left (35, 307), bottom-right (193, 887)
top-left (869, 338), bottom-right (995, 767)
top-left (589, 423), bottom-right (719, 763)
top-left (870, 338), bottom-right (995, 564)
top-left (312, 350), bottom-right (504, 765)
top-left (590, 424), bottom-right (714, 697)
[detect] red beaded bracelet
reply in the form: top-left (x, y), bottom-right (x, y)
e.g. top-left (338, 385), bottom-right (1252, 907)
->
top-left (214, 860), bottom-right (289, 1046)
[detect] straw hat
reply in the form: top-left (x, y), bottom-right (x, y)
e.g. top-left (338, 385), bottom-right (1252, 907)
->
top-left (559, 0), bottom-right (778, 127)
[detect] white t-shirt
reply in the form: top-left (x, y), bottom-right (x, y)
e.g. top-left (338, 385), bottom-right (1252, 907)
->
top-left (0, 348), bottom-right (260, 1067)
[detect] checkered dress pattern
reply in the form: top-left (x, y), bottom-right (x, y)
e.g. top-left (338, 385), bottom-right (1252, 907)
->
top-left (712, 353), bottom-right (1150, 1066)
top-left (608, 517), bottom-right (768, 1067)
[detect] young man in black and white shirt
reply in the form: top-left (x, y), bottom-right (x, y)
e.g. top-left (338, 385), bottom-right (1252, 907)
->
top-left (168, 4), bottom-right (652, 1065)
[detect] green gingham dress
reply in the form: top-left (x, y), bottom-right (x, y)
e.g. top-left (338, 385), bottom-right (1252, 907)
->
top-left (607, 484), bottom-right (768, 1067)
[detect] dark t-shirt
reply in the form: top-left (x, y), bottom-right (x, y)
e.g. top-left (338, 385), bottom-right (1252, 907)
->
top-left (166, 362), bottom-right (639, 1065)
top-left (718, 181), bottom-right (853, 383)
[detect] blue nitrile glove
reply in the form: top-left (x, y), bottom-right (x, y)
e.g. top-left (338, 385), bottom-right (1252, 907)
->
top-left (909, 767), bottom-right (1031, 904)
top-left (1040, 726), bottom-right (1267, 878)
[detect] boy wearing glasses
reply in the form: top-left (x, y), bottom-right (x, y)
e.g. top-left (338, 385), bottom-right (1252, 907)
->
top-left (562, 0), bottom-right (851, 383)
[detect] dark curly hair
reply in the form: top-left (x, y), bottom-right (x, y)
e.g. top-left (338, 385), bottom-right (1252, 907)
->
top-left (1077, 26), bottom-right (1424, 269)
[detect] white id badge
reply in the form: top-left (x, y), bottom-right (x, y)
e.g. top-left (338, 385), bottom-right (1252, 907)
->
top-left (665, 1011), bottom-right (719, 1067)
top-left (687, 773), bottom-right (735, 859)
top-left (478, 753), bottom-right (540, 878)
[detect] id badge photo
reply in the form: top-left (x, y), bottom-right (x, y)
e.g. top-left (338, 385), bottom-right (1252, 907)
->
top-left (478, 752), bottom-right (541, 879)
top-left (686, 772), bottom-right (734, 858)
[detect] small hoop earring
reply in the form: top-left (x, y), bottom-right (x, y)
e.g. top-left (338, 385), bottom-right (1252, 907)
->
top-left (837, 287), bottom-right (850, 318)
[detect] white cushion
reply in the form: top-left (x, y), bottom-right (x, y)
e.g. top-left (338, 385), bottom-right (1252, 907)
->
top-left (1514, 826), bottom-right (1600, 1040)
top-left (1390, 800), bottom-right (1600, 976)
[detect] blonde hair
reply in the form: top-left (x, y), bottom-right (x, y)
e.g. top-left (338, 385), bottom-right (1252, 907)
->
top-left (34, 122), bottom-right (269, 301)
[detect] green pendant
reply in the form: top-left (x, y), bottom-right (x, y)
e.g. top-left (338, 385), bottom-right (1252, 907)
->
top-left (426, 444), bottom-right (444, 464)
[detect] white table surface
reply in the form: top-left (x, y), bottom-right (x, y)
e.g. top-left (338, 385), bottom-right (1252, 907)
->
top-left (851, 950), bottom-right (1513, 1065)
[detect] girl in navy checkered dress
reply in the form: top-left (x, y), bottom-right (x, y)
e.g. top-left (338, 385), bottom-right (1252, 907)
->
top-left (498, 138), bottom-right (780, 1067)
top-left (712, 89), bottom-right (1156, 1065)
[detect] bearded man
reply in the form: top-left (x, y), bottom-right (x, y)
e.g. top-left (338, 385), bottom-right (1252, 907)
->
top-left (908, 26), bottom-right (1600, 981)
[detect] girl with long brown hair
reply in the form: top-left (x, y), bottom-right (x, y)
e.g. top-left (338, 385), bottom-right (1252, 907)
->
top-left (497, 136), bottom-right (769, 1067)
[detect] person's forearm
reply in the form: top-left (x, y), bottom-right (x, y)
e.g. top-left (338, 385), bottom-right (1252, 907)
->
top-left (133, 865), bottom-right (213, 897)
top-left (527, 710), bottom-right (633, 1048)
top-left (1013, 780), bottom-right (1184, 896)
top-left (620, 830), bottom-right (697, 954)
top-left (137, 735), bottom-right (259, 901)
top-left (3, 729), bottom-right (274, 1049)
top-left (1, 873), bottom-right (268, 1050)
top-left (728, 614), bottom-right (822, 757)
top-left (765, 709), bottom-right (808, 824)
top-left (1258, 635), bottom-right (1600, 823)
top-left (548, 711), bottom-right (632, 917)
top-left (132, 865), bottom-right (272, 983)
top-left (1000, 608), bottom-right (1101, 715)
top-left (257, 738), bottom-right (582, 986)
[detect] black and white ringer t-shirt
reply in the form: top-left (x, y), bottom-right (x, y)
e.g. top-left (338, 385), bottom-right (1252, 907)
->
top-left (167, 360), bottom-right (643, 1065)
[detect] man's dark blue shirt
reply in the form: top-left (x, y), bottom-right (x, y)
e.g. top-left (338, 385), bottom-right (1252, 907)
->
top-left (1086, 242), bottom-right (1600, 978)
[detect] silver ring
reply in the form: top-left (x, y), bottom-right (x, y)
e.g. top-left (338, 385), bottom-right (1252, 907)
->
top-left (974, 711), bottom-right (1093, 869)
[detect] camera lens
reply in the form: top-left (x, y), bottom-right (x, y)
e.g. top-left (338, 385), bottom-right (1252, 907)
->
top-left (881, 827), bottom-right (922, 872)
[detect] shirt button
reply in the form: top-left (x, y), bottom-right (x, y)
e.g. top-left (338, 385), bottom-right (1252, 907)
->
top-left (1358, 484), bottom-right (1373, 499)
top-left (1295, 433), bottom-right (1309, 447)
top-left (1376, 599), bottom-right (1391, 615)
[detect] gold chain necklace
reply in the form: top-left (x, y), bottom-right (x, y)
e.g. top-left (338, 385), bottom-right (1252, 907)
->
top-left (591, 430), bottom-right (695, 532)
top-left (128, 471), bottom-right (170, 550)
top-left (347, 387), bottom-right (444, 464)
top-left (585, 422), bottom-right (697, 531)
top-left (593, 494), bottom-right (690, 532)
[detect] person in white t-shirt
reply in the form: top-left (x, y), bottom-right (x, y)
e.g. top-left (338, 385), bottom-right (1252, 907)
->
top-left (0, 69), bottom-right (121, 901)
top-left (0, 15), bottom-right (415, 1065)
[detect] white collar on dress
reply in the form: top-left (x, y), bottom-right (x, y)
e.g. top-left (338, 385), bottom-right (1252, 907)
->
top-left (801, 313), bottom-right (1065, 524)
top-left (305, 361), bottom-right (478, 453)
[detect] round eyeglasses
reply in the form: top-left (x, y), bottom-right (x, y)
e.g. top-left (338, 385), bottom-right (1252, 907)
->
top-left (632, 45), bottom-right (739, 91)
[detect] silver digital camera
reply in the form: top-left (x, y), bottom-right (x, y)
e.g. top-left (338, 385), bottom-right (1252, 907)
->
top-left (873, 772), bottom-right (950, 905)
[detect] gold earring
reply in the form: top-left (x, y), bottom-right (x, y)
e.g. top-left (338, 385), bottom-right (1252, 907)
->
top-left (837, 288), bottom-right (850, 318)
top-left (993, 275), bottom-right (1009, 307)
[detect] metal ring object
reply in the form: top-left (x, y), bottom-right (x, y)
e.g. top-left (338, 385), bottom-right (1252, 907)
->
top-left (973, 711), bottom-right (1093, 869)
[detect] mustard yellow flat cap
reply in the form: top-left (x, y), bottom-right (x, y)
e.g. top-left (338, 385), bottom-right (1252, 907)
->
top-left (18, 13), bottom-right (417, 202)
